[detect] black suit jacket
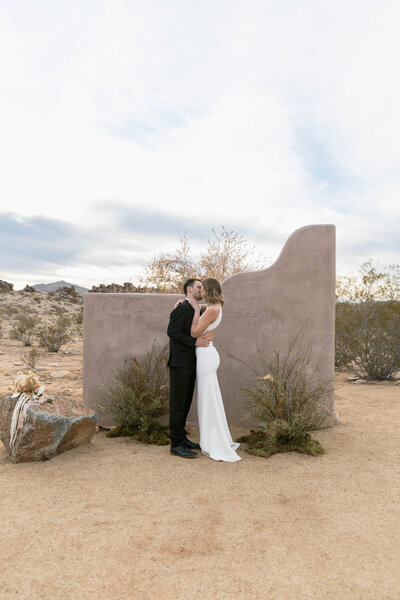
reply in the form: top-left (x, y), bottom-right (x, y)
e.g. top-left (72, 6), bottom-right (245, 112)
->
top-left (167, 300), bottom-right (197, 368)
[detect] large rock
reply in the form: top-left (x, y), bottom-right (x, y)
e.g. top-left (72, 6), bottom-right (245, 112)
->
top-left (0, 394), bottom-right (97, 463)
top-left (0, 280), bottom-right (13, 293)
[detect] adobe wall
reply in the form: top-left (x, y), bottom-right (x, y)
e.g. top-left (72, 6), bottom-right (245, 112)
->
top-left (83, 224), bottom-right (336, 426)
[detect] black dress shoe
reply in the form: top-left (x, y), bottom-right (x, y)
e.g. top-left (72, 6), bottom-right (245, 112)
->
top-left (170, 444), bottom-right (198, 458)
top-left (184, 439), bottom-right (201, 450)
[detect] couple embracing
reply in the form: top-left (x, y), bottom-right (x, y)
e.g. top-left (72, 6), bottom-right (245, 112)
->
top-left (167, 277), bottom-right (241, 462)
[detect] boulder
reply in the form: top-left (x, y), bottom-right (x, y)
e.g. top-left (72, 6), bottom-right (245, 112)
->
top-left (0, 394), bottom-right (97, 463)
top-left (22, 284), bottom-right (36, 293)
top-left (123, 282), bottom-right (135, 292)
top-left (0, 280), bottom-right (13, 293)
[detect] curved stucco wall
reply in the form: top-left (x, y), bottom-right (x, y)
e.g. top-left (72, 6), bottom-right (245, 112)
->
top-left (83, 224), bottom-right (335, 426)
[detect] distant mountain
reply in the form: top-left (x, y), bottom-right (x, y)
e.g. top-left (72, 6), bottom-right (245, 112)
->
top-left (33, 280), bottom-right (89, 293)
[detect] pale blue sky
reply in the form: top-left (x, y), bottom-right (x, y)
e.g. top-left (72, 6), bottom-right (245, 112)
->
top-left (0, 0), bottom-right (399, 288)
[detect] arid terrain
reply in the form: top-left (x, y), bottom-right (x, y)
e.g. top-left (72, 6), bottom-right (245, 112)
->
top-left (1, 290), bottom-right (400, 599)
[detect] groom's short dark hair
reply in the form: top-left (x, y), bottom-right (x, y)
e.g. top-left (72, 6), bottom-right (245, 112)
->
top-left (184, 278), bottom-right (201, 295)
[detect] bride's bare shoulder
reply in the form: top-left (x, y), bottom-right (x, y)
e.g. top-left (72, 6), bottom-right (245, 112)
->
top-left (205, 305), bottom-right (220, 315)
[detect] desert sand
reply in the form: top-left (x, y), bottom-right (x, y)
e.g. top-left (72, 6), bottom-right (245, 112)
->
top-left (1, 292), bottom-right (400, 599)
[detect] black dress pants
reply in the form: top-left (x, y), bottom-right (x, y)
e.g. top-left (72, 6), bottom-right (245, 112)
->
top-left (169, 366), bottom-right (196, 446)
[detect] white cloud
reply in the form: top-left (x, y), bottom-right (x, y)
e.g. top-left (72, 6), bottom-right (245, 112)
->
top-left (0, 0), bottom-right (399, 286)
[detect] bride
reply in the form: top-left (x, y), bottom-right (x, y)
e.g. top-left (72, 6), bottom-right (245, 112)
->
top-left (188, 278), bottom-right (241, 462)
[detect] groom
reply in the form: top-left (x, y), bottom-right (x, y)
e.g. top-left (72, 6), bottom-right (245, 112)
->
top-left (167, 278), bottom-right (209, 458)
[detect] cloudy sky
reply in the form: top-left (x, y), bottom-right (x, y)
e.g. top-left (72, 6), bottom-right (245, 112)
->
top-left (1, 0), bottom-right (399, 289)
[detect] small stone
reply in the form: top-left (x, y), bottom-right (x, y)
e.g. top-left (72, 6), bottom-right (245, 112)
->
top-left (0, 350), bottom-right (3, 355)
top-left (51, 370), bottom-right (70, 378)
top-left (14, 362), bottom-right (23, 366)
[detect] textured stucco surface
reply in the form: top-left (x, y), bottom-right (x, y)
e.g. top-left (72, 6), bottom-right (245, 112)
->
top-left (83, 224), bottom-right (335, 426)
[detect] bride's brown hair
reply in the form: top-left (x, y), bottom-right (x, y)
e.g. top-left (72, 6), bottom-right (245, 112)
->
top-left (203, 278), bottom-right (224, 306)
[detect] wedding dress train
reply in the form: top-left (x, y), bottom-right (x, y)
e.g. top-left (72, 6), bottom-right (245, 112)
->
top-left (195, 307), bottom-right (241, 462)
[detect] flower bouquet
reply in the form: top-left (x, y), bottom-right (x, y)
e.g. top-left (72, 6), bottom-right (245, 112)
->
top-left (9, 371), bottom-right (48, 448)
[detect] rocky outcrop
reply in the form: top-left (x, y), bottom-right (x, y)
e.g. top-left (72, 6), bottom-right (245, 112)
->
top-left (90, 282), bottom-right (158, 293)
top-left (90, 282), bottom-right (135, 293)
top-left (51, 285), bottom-right (81, 303)
top-left (22, 285), bottom-right (36, 293)
top-left (0, 280), bottom-right (14, 293)
top-left (0, 394), bottom-right (97, 463)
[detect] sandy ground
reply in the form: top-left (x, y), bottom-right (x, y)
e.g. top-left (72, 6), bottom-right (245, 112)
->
top-left (1, 294), bottom-right (400, 599)
top-left (1, 377), bottom-right (400, 599)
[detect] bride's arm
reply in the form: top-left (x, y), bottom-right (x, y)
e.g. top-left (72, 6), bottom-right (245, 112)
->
top-left (173, 299), bottom-right (207, 313)
top-left (190, 303), bottom-right (219, 337)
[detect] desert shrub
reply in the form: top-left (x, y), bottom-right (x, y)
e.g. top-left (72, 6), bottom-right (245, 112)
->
top-left (335, 261), bottom-right (400, 379)
top-left (144, 228), bottom-right (265, 293)
top-left (336, 261), bottom-right (400, 303)
top-left (10, 315), bottom-right (39, 346)
top-left (3, 303), bottom-right (19, 317)
top-left (75, 307), bottom-right (83, 325)
top-left (335, 302), bottom-right (358, 369)
top-left (238, 422), bottom-right (325, 458)
top-left (100, 341), bottom-right (170, 444)
top-left (335, 300), bottom-right (400, 380)
top-left (237, 337), bottom-right (332, 457)
top-left (38, 315), bottom-right (73, 352)
top-left (21, 347), bottom-right (41, 369)
top-left (52, 304), bottom-right (67, 315)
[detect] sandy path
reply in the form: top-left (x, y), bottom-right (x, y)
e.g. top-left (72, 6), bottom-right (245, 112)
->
top-left (1, 373), bottom-right (400, 599)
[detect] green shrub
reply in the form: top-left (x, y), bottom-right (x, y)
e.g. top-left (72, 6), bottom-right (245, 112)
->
top-left (335, 301), bottom-right (356, 369)
top-left (38, 315), bottom-right (73, 352)
top-left (238, 337), bottom-right (332, 458)
top-left (336, 301), bottom-right (400, 380)
top-left (335, 261), bottom-right (400, 379)
top-left (10, 315), bottom-right (38, 346)
top-left (100, 341), bottom-right (170, 445)
top-left (238, 421), bottom-right (325, 458)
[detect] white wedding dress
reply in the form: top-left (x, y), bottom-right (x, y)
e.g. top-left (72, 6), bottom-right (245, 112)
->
top-left (196, 306), bottom-right (241, 462)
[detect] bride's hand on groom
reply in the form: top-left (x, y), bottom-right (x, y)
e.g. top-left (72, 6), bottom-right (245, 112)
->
top-left (195, 335), bottom-right (210, 347)
top-left (173, 298), bottom-right (203, 311)
top-left (187, 298), bottom-right (200, 310)
top-left (173, 298), bottom-right (185, 309)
